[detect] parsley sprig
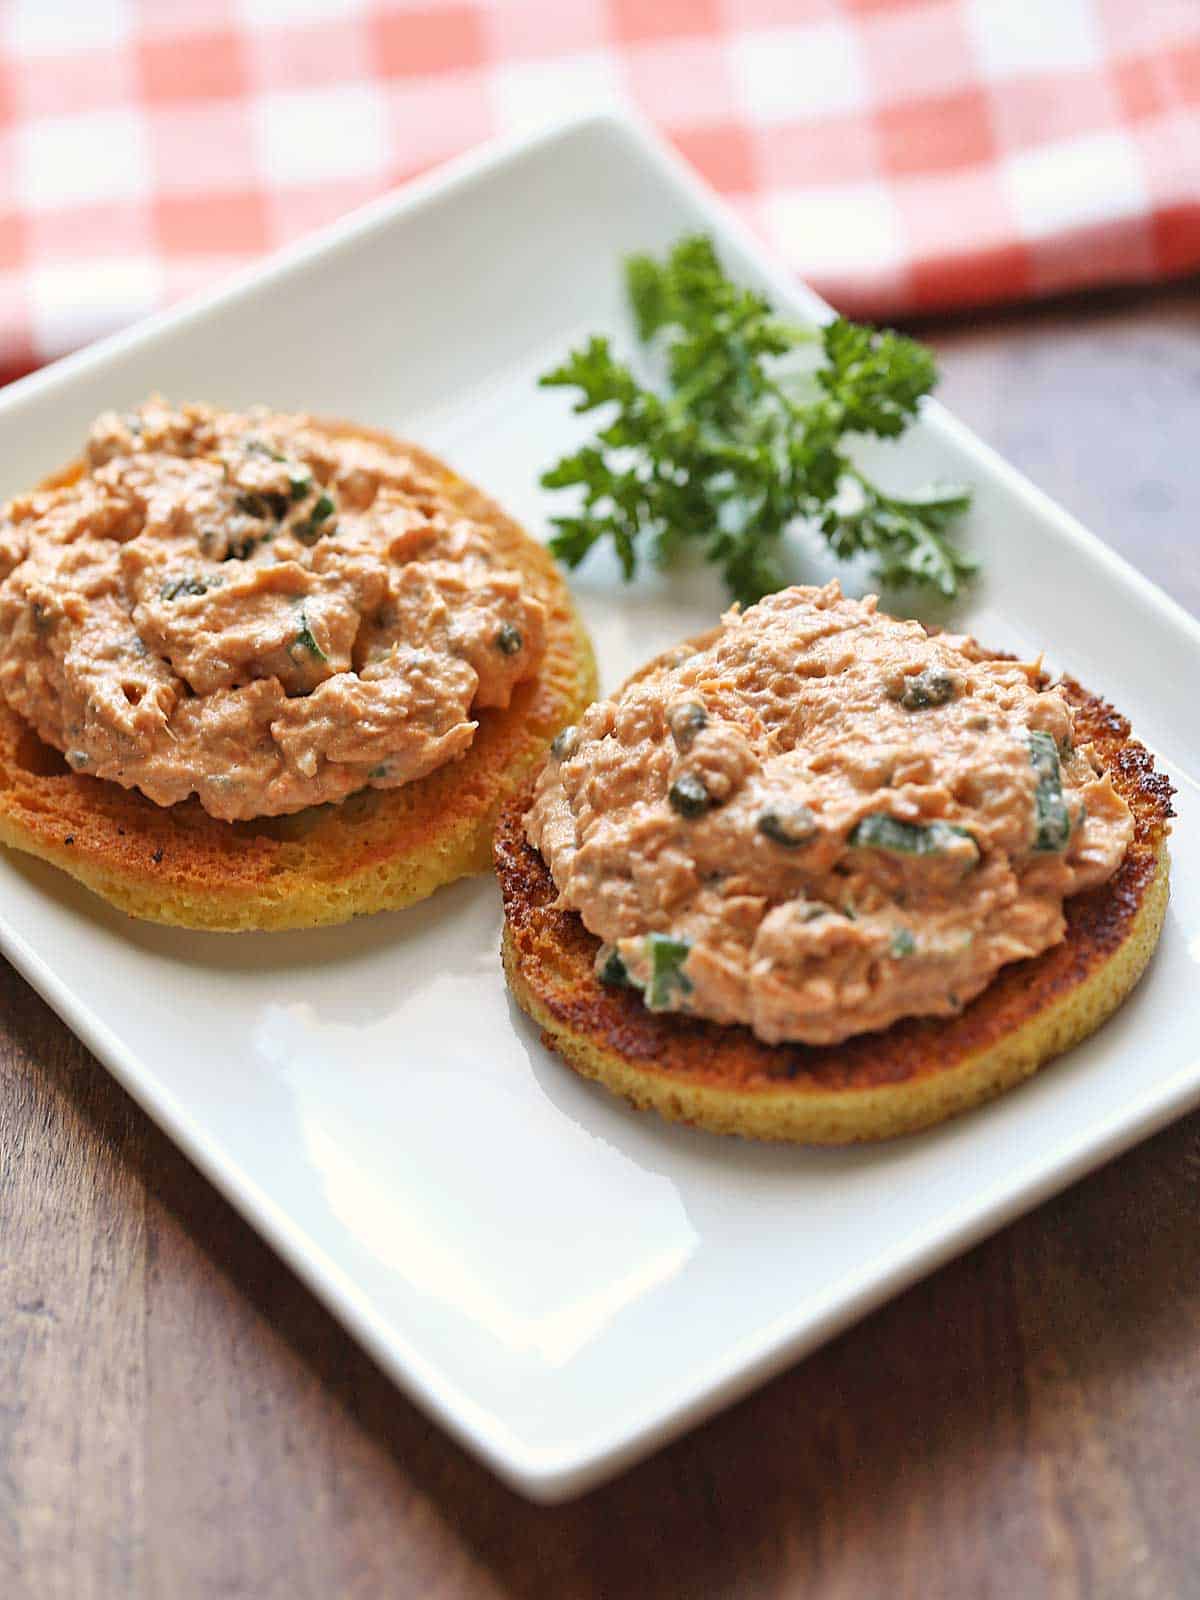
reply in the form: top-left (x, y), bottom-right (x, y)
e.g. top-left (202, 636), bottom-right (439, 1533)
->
top-left (538, 235), bottom-right (974, 607)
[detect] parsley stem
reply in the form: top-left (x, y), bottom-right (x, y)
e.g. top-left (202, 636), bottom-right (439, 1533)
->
top-left (538, 234), bottom-right (974, 607)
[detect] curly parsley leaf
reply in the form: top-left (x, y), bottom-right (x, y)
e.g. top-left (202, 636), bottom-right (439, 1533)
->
top-left (538, 234), bottom-right (974, 607)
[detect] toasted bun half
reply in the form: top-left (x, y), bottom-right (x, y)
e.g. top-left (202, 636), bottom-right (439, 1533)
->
top-left (0, 423), bottom-right (596, 931)
top-left (496, 679), bottom-right (1173, 1144)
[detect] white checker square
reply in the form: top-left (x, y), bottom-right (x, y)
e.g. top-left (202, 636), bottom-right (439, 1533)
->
top-left (28, 255), bottom-right (164, 362)
top-left (5, 0), bottom-right (133, 54)
top-left (488, 52), bottom-right (627, 136)
top-left (760, 181), bottom-right (904, 280)
top-left (730, 21), bottom-right (867, 124)
top-left (966, 0), bottom-right (1102, 79)
top-left (253, 83), bottom-right (388, 187)
top-left (16, 108), bottom-right (150, 211)
top-left (1003, 130), bottom-right (1147, 238)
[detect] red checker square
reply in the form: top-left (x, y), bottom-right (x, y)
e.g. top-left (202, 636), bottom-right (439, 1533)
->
top-left (0, 210), bottom-right (28, 274)
top-left (0, 127), bottom-right (13, 207)
top-left (1149, 199), bottom-right (1200, 278)
top-left (669, 123), bottom-right (758, 195)
top-left (245, 19), bottom-right (371, 91)
top-left (485, 0), bottom-right (607, 59)
top-left (609, 0), bottom-right (723, 44)
top-left (1112, 57), bottom-right (1171, 123)
top-left (372, 6), bottom-right (487, 78)
top-left (0, 269), bottom-right (32, 340)
top-left (990, 70), bottom-right (1116, 154)
top-left (0, 346), bottom-right (40, 387)
top-left (0, 294), bottom-right (38, 385)
top-left (152, 190), bottom-right (271, 257)
top-left (1026, 217), bottom-right (1154, 298)
top-left (908, 238), bottom-right (1031, 312)
top-left (16, 47), bottom-right (136, 120)
top-left (385, 72), bottom-right (492, 173)
top-left (1170, 41), bottom-right (1200, 105)
top-left (855, 0), bottom-right (976, 107)
top-left (875, 87), bottom-right (996, 178)
top-left (755, 112), bottom-right (879, 189)
top-left (624, 36), bottom-right (737, 127)
top-left (0, 51), bottom-right (12, 120)
top-left (839, 0), bottom-right (928, 14)
top-left (137, 30), bottom-right (247, 104)
top-left (27, 201), bottom-right (152, 263)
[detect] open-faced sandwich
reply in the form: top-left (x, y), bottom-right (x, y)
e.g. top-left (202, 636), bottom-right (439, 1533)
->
top-left (496, 582), bottom-right (1173, 1143)
top-left (0, 398), bottom-right (595, 930)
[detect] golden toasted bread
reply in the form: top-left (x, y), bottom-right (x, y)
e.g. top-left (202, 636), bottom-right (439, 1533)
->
top-left (496, 679), bottom-right (1172, 1144)
top-left (0, 424), bottom-right (596, 931)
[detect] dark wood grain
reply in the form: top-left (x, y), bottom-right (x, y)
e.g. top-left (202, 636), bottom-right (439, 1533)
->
top-left (3, 283), bottom-right (1199, 1599)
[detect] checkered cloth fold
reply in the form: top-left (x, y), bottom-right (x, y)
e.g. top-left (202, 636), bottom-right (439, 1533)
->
top-left (2, 0), bottom-right (1198, 384)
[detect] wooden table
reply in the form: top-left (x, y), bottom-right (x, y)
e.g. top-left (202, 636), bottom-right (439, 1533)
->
top-left (3, 281), bottom-right (1199, 1598)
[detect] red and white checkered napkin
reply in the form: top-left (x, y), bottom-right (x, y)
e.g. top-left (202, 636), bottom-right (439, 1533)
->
top-left (2, 0), bottom-right (1198, 384)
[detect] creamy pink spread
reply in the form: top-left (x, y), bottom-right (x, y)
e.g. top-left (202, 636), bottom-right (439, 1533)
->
top-left (527, 583), bottom-right (1133, 1045)
top-left (0, 399), bottom-right (546, 820)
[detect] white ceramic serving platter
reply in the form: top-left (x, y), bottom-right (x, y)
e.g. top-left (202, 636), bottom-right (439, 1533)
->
top-left (1, 114), bottom-right (1198, 1504)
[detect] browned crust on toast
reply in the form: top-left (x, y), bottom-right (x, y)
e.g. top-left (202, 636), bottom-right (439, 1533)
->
top-left (0, 420), bottom-right (597, 931)
top-left (495, 680), bottom-right (1173, 1143)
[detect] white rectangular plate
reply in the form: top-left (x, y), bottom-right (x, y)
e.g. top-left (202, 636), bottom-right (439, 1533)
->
top-left (2, 114), bottom-right (1198, 1503)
